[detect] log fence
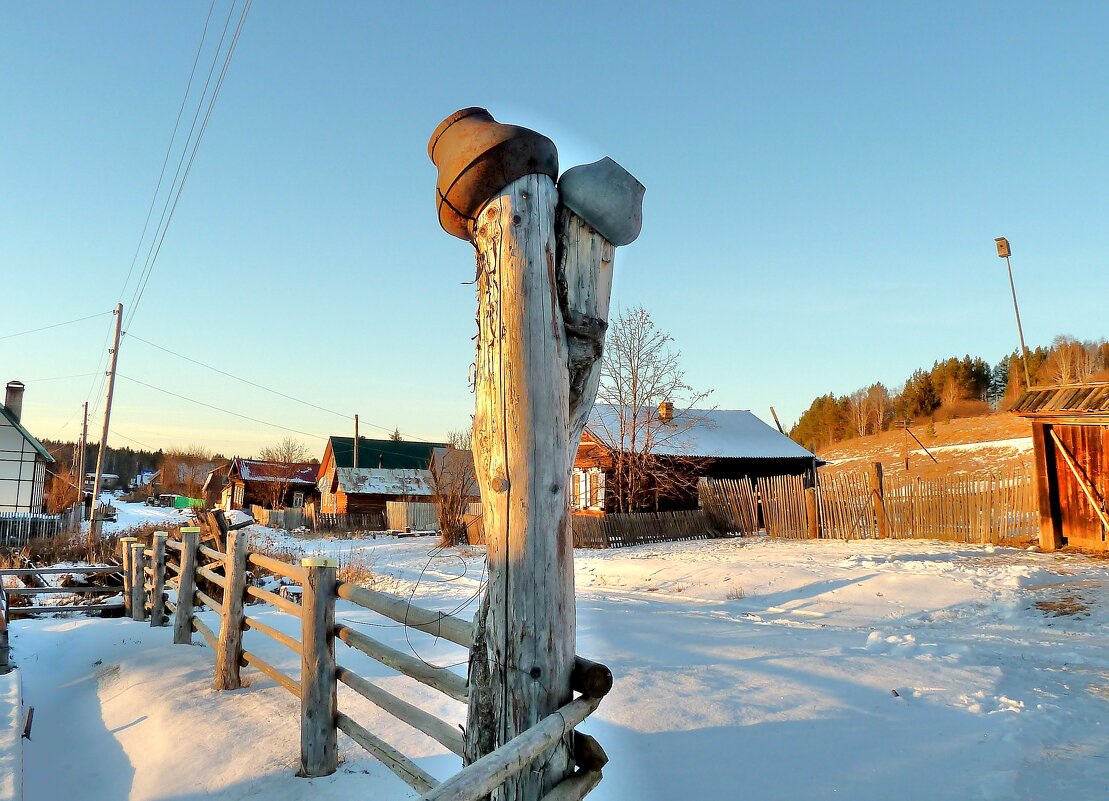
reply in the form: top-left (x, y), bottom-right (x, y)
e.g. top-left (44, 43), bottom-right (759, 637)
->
top-left (143, 526), bottom-right (611, 798)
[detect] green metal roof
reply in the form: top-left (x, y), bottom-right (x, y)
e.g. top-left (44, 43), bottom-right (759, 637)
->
top-left (328, 437), bottom-right (444, 470)
top-left (0, 404), bottom-right (55, 463)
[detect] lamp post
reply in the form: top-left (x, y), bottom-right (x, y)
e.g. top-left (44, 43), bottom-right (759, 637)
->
top-left (995, 237), bottom-right (1032, 389)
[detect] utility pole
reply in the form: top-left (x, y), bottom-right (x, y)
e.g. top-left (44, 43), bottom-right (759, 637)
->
top-left (77, 401), bottom-right (88, 515)
top-left (353, 414), bottom-right (359, 469)
top-left (994, 237), bottom-right (1032, 389)
top-left (89, 303), bottom-right (123, 542)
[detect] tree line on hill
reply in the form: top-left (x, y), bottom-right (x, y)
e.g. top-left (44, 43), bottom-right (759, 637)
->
top-left (790, 335), bottom-right (1109, 452)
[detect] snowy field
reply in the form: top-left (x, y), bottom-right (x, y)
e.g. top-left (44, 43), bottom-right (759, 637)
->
top-left (7, 535), bottom-right (1109, 800)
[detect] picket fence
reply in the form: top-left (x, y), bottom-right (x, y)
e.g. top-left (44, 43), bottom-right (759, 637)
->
top-left (0, 505), bottom-right (84, 546)
top-left (571, 510), bottom-right (720, 549)
top-left (121, 528), bottom-right (612, 800)
top-left (699, 467), bottom-right (1039, 546)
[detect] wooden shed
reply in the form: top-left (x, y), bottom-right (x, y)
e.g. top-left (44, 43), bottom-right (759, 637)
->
top-left (1013, 382), bottom-right (1109, 552)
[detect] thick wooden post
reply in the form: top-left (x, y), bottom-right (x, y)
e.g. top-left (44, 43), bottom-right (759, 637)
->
top-left (173, 528), bottom-right (200, 644)
top-left (1031, 422), bottom-right (1062, 551)
top-left (299, 557), bottom-right (337, 777)
top-left (130, 542), bottom-right (147, 622)
top-left (467, 173), bottom-right (576, 798)
top-left (119, 536), bottom-right (137, 617)
top-left (870, 462), bottom-right (888, 539)
top-left (214, 530), bottom-right (248, 690)
top-left (149, 532), bottom-right (168, 627)
top-left (805, 487), bottom-right (820, 539)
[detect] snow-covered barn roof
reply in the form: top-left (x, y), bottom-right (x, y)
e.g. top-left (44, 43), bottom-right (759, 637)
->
top-left (234, 459), bottom-right (318, 485)
top-left (585, 405), bottom-right (816, 460)
top-left (334, 467), bottom-right (434, 497)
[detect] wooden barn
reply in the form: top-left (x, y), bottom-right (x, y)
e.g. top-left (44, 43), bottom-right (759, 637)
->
top-left (0, 381), bottom-right (53, 513)
top-left (316, 436), bottom-right (443, 515)
top-left (574, 404), bottom-right (819, 513)
top-left (206, 458), bottom-right (320, 511)
top-left (1013, 382), bottom-right (1109, 552)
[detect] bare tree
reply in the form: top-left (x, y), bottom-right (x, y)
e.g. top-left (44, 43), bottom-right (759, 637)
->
top-left (847, 388), bottom-right (869, 437)
top-left (595, 305), bottom-right (713, 512)
top-left (429, 429), bottom-right (479, 546)
top-left (1045, 336), bottom-right (1098, 385)
top-left (257, 436), bottom-right (312, 509)
top-left (160, 445), bottom-right (219, 499)
top-left (866, 383), bottom-right (893, 433)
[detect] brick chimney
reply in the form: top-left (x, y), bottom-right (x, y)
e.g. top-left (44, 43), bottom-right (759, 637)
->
top-left (4, 381), bottom-right (24, 423)
top-left (658, 401), bottom-right (674, 423)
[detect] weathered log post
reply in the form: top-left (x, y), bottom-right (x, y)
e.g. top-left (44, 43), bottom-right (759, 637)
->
top-left (149, 531), bottom-right (168, 627)
top-left (129, 542), bottom-right (147, 622)
top-left (870, 462), bottom-right (888, 539)
top-left (299, 557), bottom-right (337, 777)
top-left (214, 529), bottom-right (248, 690)
top-left (429, 107), bottom-right (643, 801)
top-left (173, 527), bottom-right (200, 644)
top-left (119, 536), bottom-right (138, 617)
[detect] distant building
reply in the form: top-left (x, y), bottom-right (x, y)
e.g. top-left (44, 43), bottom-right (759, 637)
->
top-left (207, 457), bottom-right (320, 511)
top-left (0, 380), bottom-right (54, 513)
top-left (574, 404), bottom-right (819, 514)
top-left (316, 436), bottom-right (444, 515)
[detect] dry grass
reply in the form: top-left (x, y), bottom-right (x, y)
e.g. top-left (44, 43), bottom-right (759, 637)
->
top-left (725, 585), bottom-right (746, 601)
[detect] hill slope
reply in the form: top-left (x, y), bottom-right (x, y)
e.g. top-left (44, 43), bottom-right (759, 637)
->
top-left (819, 413), bottom-right (1034, 479)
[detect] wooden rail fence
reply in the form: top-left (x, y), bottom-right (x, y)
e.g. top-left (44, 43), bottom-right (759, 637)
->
top-left (132, 526), bottom-right (612, 799)
top-left (702, 466), bottom-right (1039, 546)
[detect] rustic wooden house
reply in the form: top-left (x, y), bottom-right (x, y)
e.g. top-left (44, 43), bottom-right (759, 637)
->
top-left (574, 403), bottom-right (819, 513)
top-left (1013, 382), bottom-right (1109, 552)
top-left (0, 381), bottom-right (54, 513)
top-left (316, 437), bottom-right (444, 515)
top-left (207, 458), bottom-right (320, 511)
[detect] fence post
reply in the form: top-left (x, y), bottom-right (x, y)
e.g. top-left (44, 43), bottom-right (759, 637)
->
top-left (149, 531), bottom-right (168, 627)
top-left (130, 542), bottom-right (147, 622)
top-left (173, 527), bottom-right (200, 644)
top-left (119, 536), bottom-right (138, 617)
top-left (870, 462), bottom-right (888, 539)
top-left (214, 529), bottom-right (248, 690)
top-left (805, 487), bottom-right (820, 539)
top-left (299, 557), bottom-right (337, 777)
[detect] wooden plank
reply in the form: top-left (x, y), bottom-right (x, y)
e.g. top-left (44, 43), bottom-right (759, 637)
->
top-left (243, 615), bottom-right (301, 653)
top-left (0, 566), bottom-right (119, 577)
top-left (334, 623), bottom-right (467, 702)
top-left (196, 565), bottom-right (228, 590)
top-left (130, 542), bottom-right (147, 623)
top-left (335, 582), bottom-right (471, 648)
top-left (335, 712), bottom-right (437, 794)
top-left (336, 665), bottom-right (464, 756)
top-left (421, 696), bottom-right (601, 801)
top-left (4, 586), bottom-right (118, 595)
top-left (246, 585), bottom-right (303, 618)
top-left (195, 588), bottom-right (223, 615)
top-left (1031, 422), bottom-right (1061, 550)
top-left (247, 552), bottom-right (306, 583)
top-left (1050, 428), bottom-right (1109, 535)
top-left (241, 649), bottom-right (299, 695)
top-left (198, 543), bottom-right (225, 564)
top-left (150, 533), bottom-right (168, 628)
top-left (191, 615), bottom-right (218, 649)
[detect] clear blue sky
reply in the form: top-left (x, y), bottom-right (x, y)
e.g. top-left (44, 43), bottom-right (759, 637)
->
top-left (2, 1), bottom-right (1106, 457)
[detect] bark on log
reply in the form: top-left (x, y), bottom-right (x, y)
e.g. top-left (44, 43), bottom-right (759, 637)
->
top-left (214, 530), bottom-right (247, 690)
top-left (465, 173), bottom-right (576, 800)
top-left (173, 530), bottom-right (199, 644)
top-left (299, 559), bottom-right (337, 777)
top-left (149, 532), bottom-right (168, 627)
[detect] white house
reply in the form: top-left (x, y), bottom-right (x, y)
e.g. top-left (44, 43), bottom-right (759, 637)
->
top-left (0, 381), bottom-right (54, 513)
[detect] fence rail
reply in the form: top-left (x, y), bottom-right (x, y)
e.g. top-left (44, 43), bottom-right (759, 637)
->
top-left (144, 526), bottom-right (611, 799)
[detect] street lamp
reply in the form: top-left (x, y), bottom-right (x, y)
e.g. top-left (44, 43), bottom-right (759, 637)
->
top-left (995, 237), bottom-right (1032, 388)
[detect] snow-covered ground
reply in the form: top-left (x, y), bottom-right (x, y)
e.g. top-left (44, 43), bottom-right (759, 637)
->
top-left (0, 671), bottom-right (20, 801)
top-left (85, 497), bottom-right (193, 536)
top-left (7, 535), bottom-right (1109, 800)
top-left (913, 436), bottom-right (1034, 457)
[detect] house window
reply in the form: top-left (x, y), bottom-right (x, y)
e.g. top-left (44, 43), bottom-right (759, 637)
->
top-left (571, 468), bottom-right (605, 511)
top-left (292, 491), bottom-right (305, 508)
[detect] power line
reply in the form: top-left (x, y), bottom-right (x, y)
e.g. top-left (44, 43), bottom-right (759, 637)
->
top-left (0, 311), bottom-right (113, 342)
top-left (117, 373), bottom-right (329, 440)
top-left (126, 0), bottom-right (253, 329)
top-left (118, 0), bottom-right (218, 303)
top-left (23, 373), bottom-right (98, 383)
top-left (123, 333), bottom-right (437, 442)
